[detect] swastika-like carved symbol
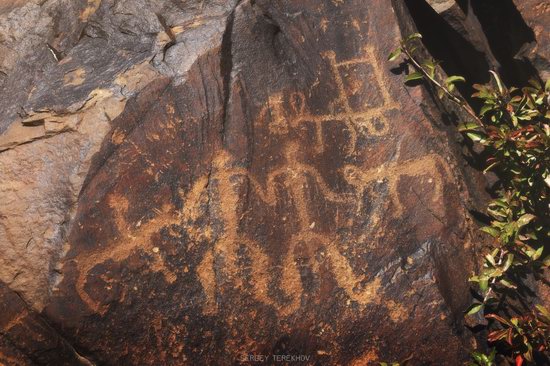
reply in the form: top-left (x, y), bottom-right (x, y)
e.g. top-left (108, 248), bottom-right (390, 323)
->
top-left (257, 46), bottom-right (398, 155)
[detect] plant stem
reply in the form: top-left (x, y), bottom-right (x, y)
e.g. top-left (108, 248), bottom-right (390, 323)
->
top-left (483, 249), bottom-right (505, 304)
top-left (401, 44), bottom-right (483, 126)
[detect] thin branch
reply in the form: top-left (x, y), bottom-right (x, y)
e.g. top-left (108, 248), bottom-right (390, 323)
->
top-left (401, 44), bottom-right (483, 126)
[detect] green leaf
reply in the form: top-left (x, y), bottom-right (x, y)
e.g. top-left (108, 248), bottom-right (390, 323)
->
top-left (404, 71), bottom-right (423, 83)
top-left (485, 253), bottom-right (497, 266)
top-left (422, 59), bottom-right (436, 79)
top-left (480, 226), bottom-right (500, 238)
top-left (499, 279), bottom-right (517, 289)
top-left (471, 352), bottom-right (484, 363)
top-left (491, 199), bottom-right (508, 209)
top-left (479, 104), bottom-right (493, 116)
top-left (489, 70), bottom-right (504, 94)
top-left (529, 78), bottom-right (542, 90)
top-left (532, 246), bottom-right (544, 261)
top-left (458, 122), bottom-right (479, 132)
top-left (469, 275), bottom-right (479, 283)
top-left (502, 254), bottom-right (514, 272)
top-left (422, 59), bottom-right (434, 69)
top-left (479, 278), bottom-right (489, 292)
top-left (487, 268), bottom-right (503, 278)
top-left (466, 303), bottom-right (484, 315)
top-left (536, 305), bottom-right (550, 321)
top-left (466, 132), bottom-right (485, 143)
top-left (446, 75), bottom-right (466, 84)
top-left (545, 79), bottom-right (550, 92)
top-left (511, 114), bottom-right (518, 127)
top-left (405, 33), bottom-right (422, 42)
top-left (388, 48), bottom-right (402, 62)
top-left (517, 214), bottom-right (535, 228)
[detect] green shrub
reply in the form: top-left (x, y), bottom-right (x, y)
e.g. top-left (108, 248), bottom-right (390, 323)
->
top-left (389, 34), bottom-right (550, 365)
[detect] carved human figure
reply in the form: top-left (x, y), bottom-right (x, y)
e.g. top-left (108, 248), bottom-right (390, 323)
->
top-left (74, 45), bottom-right (452, 319)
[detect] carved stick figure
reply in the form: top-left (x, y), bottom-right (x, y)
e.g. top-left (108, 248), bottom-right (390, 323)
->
top-left (197, 146), bottom-right (381, 316)
top-left (196, 151), bottom-right (274, 314)
top-left (252, 143), bottom-right (380, 315)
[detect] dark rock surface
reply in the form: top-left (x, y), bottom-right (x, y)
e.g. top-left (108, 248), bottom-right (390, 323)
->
top-left (0, 282), bottom-right (90, 365)
top-left (0, 0), bottom-right (545, 364)
top-left (45, 1), bottom-right (479, 363)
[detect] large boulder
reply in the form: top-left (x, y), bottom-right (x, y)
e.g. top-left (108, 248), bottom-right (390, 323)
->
top-left (0, 0), bottom-right (513, 364)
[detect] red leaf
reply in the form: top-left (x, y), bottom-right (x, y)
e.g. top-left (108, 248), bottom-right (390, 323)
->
top-left (525, 140), bottom-right (541, 148)
top-left (488, 329), bottom-right (508, 342)
top-left (486, 313), bottom-right (513, 326)
top-left (516, 355), bottom-right (523, 366)
top-left (510, 130), bottom-right (522, 138)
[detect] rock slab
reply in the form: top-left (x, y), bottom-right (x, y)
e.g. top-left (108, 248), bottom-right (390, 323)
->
top-left (0, 0), bottom-right (508, 364)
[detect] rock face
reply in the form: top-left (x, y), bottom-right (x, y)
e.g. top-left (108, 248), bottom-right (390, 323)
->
top-left (513, 0), bottom-right (550, 78)
top-left (0, 282), bottom-right (91, 365)
top-left (0, 0), bottom-right (543, 365)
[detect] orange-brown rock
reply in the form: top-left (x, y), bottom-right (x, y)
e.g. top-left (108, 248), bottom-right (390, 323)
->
top-left (0, 282), bottom-right (90, 365)
top-left (44, 1), bottom-right (480, 363)
top-left (0, 0), bottom-right (545, 365)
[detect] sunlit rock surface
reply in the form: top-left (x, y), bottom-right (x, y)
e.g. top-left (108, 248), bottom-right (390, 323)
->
top-left (1, 0), bottom-right (544, 364)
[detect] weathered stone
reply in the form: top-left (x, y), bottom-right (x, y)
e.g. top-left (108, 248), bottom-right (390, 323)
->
top-left (0, 0), bottom-right (226, 310)
top-left (0, 281), bottom-right (92, 365)
top-left (411, 0), bottom-right (544, 89)
top-left (513, 0), bottom-right (550, 78)
top-left (6, 0), bottom-right (547, 364)
top-left (0, 336), bottom-right (33, 366)
top-left (37, 0), bottom-right (481, 364)
top-left (424, 0), bottom-right (498, 69)
top-left (427, 0), bottom-right (457, 14)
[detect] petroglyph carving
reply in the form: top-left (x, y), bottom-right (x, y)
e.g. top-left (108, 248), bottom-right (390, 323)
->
top-left (74, 43), bottom-right (449, 318)
top-left (256, 46), bottom-right (397, 155)
top-left (206, 151), bottom-right (450, 315)
top-left (76, 169), bottom-right (214, 315)
top-left (342, 154), bottom-right (453, 216)
top-left (321, 46), bottom-right (397, 136)
top-left (76, 195), bottom-right (178, 315)
top-left (196, 145), bottom-right (381, 316)
top-left (75, 149), bottom-right (451, 316)
top-left (196, 151), bottom-right (273, 315)
top-left (250, 143), bottom-right (381, 314)
top-left (75, 150), bottom-right (451, 318)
